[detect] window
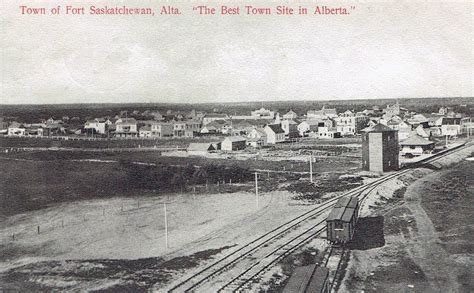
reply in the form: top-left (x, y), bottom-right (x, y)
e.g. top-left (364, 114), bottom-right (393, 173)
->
top-left (335, 221), bottom-right (343, 229)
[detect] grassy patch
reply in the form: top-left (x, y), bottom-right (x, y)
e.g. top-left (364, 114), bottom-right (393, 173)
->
top-left (287, 174), bottom-right (363, 202)
top-left (1, 245), bottom-right (235, 291)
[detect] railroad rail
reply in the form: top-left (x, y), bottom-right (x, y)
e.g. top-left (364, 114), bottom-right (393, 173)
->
top-left (167, 142), bottom-right (470, 292)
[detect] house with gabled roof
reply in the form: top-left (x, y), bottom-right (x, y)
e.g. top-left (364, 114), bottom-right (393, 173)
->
top-left (386, 116), bottom-right (411, 140)
top-left (8, 122), bottom-right (26, 136)
top-left (139, 125), bottom-right (152, 138)
top-left (115, 118), bottom-right (138, 138)
top-left (297, 120), bottom-right (321, 137)
top-left (264, 124), bottom-right (285, 144)
top-left (84, 118), bottom-right (107, 134)
top-left (283, 110), bottom-right (298, 120)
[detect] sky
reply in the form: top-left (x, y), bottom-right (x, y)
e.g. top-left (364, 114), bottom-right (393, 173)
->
top-left (1, 1), bottom-right (473, 104)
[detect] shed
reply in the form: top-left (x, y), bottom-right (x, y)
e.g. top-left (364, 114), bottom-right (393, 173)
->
top-left (221, 136), bottom-right (246, 151)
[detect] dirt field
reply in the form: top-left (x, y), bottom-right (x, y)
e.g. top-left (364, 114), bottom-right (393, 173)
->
top-left (342, 145), bottom-right (474, 292)
top-left (0, 142), bottom-right (364, 291)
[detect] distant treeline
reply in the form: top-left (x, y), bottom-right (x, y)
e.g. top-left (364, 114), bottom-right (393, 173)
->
top-left (1, 97), bottom-right (472, 123)
top-left (119, 160), bottom-right (253, 192)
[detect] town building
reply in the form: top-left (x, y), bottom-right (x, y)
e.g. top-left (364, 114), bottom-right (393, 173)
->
top-left (139, 125), bottom-right (152, 138)
top-left (115, 118), bottom-right (138, 138)
top-left (173, 121), bottom-right (187, 137)
top-left (8, 122), bottom-right (26, 136)
top-left (436, 117), bottom-right (462, 136)
top-left (362, 123), bottom-right (399, 173)
top-left (84, 118), bottom-right (107, 134)
top-left (280, 119), bottom-right (299, 137)
top-left (202, 113), bottom-right (229, 125)
top-left (461, 117), bottom-right (474, 136)
top-left (247, 128), bottom-right (267, 147)
top-left (318, 124), bottom-right (341, 139)
top-left (250, 108), bottom-right (275, 119)
top-left (307, 106), bottom-right (338, 120)
top-left (400, 134), bottom-right (435, 157)
top-left (334, 110), bottom-right (369, 136)
top-left (149, 122), bottom-right (173, 138)
top-left (25, 125), bottom-right (44, 137)
top-left (283, 110), bottom-right (298, 120)
top-left (264, 124), bottom-right (285, 144)
top-left (386, 117), bottom-right (411, 140)
top-left (221, 136), bottom-right (247, 151)
top-left (185, 120), bottom-right (202, 135)
top-left (383, 101), bottom-right (401, 119)
top-left (200, 120), bottom-right (227, 134)
top-left (297, 120), bottom-right (321, 137)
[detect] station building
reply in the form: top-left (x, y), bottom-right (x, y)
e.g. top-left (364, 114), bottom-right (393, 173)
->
top-left (362, 123), bottom-right (399, 173)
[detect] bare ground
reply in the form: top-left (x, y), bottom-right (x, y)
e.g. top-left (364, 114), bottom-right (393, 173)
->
top-left (342, 145), bottom-right (474, 293)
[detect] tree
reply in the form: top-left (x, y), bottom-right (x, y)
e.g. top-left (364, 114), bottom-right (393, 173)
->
top-left (193, 165), bottom-right (208, 185)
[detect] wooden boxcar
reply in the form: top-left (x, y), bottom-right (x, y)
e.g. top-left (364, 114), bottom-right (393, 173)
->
top-left (283, 264), bottom-right (329, 293)
top-left (326, 196), bottom-right (359, 243)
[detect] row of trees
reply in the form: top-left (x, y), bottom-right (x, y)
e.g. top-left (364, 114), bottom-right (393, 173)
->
top-left (120, 160), bottom-right (254, 192)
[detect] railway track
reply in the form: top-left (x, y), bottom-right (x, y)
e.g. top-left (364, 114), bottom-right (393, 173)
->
top-left (167, 142), bottom-right (470, 292)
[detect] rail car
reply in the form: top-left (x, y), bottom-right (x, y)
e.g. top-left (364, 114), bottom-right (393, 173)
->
top-left (326, 196), bottom-right (359, 244)
top-left (283, 264), bottom-right (329, 293)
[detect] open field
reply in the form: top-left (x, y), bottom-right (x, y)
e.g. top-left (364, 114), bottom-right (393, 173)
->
top-left (0, 140), bottom-right (366, 290)
top-left (0, 147), bottom-right (360, 216)
top-left (0, 188), bottom-right (328, 291)
top-left (0, 136), bottom-right (221, 149)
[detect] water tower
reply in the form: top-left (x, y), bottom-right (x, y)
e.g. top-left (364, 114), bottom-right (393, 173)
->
top-left (362, 123), bottom-right (399, 173)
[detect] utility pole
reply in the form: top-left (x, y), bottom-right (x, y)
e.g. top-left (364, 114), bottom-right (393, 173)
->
top-left (164, 202), bottom-right (168, 248)
top-left (255, 172), bottom-right (259, 208)
top-left (309, 153), bottom-right (313, 183)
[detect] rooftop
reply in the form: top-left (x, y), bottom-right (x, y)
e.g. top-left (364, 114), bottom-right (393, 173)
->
top-left (400, 134), bottom-right (435, 146)
top-left (362, 123), bottom-right (397, 133)
top-left (265, 124), bottom-right (285, 134)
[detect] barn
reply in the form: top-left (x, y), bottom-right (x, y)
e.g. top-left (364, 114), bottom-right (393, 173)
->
top-left (326, 196), bottom-right (359, 244)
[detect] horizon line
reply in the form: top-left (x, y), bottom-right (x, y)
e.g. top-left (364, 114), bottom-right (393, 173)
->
top-left (1, 96), bottom-right (473, 106)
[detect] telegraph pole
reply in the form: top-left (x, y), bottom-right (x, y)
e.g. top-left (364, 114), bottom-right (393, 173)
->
top-left (309, 153), bottom-right (313, 183)
top-left (164, 202), bottom-right (168, 249)
top-left (255, 172), bottom-right (259, 208)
